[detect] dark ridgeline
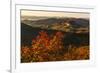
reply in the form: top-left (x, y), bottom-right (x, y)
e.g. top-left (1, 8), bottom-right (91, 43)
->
top-left (21, 18), bottom-right (89, 47)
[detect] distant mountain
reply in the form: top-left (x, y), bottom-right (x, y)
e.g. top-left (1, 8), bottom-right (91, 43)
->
top-left (21, 23), bottom-right (89, 46)
top-left (69, 18), bottom-right (89, 28)
top-left (21, 18), bottom-right (89, 33)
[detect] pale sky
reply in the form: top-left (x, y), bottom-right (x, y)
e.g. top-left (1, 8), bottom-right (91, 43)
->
top-left (21, 10), bottom-right (89, 18)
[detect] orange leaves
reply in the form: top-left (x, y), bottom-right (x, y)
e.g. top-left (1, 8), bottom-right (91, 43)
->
top-left (63, 46), bottom-right (89, 60)
top-left (32, 31), bottom-right (50, 50)
top-left (21, 46), bottom-right (32, 62)
top-left (21, 30), bottom-right (89, 63)
top-left (32, 31), bottom-right (64, 51)
top-left (55, 31), bottom-right (64, 38)
top-left (21, 31), bottom-right (65, 62)
top-left (74, 46), bottom-right (89, 59)
top-left (21, 46), bottom-right (30, 54)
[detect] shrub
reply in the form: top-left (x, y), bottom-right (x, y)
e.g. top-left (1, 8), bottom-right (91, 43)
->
top-left (21, 31), bottom-right (89, 63)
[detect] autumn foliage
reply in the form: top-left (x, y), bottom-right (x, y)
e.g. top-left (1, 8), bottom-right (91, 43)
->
top-left (21, 31), bottom-right (89, 63)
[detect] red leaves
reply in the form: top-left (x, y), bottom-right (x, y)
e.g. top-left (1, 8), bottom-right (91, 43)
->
top-left (55, 31), bottom-right (64, 38)
top-left (31, 31), bottom-right (64, 51)
top-left (21, 46), bottom-right (32, 62)
top-left (21, 31), bottom-right (65, 62)
top-left (21, 30), bottom-right (89, 63)
top-left (32, 31), bottom-right (50, 50)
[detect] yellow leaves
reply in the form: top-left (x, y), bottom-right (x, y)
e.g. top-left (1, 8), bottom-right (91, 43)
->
top-left (21, 30), bottom-right (89, 63)
top-left (32, 31), bottom-right (64, 51)
top-left (64, 46), bottom-right (89, 60)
